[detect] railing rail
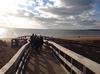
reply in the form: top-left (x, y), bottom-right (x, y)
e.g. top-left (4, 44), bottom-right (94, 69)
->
top-left (47, 41), bottom-right (100, 74)
top-left (0, 41), bottom-right (30, 74)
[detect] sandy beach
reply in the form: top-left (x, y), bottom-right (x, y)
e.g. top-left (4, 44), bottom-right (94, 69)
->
top-left (60, 35), bottom-right (100, 41)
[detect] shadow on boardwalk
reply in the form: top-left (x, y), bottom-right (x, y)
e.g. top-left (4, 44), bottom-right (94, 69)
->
top-left (25, 46), bottom-right (66, 74)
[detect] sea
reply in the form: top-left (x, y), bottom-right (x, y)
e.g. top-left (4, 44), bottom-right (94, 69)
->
top-left (14, 29), bottom-right (100, 38)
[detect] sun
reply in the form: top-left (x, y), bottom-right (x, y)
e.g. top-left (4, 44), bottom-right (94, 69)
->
top-left (0, 28), bottom-right (7, 38)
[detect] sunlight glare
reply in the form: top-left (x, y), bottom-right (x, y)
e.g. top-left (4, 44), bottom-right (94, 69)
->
top-left (0, 0), bottom-right (21, 15)
top-left (0, 0), bottom-right (45, 29)
top-left (0, 28), bottom-right (7, 36)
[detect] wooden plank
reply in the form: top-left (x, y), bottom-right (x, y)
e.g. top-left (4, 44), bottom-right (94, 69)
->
top-left (0, 42), bottom-right (30, 74)
top-left (48, 41), bottom-right (100, 74)
top-left (53, 49), bottom-right (83, 74)
top-left (24, 46), bottom-right (67, 74)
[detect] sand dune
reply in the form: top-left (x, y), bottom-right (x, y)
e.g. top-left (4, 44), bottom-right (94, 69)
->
top-left (0, 39), bottom-right (18, 69)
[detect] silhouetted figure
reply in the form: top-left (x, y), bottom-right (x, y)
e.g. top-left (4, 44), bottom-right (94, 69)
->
top-left (30, 34), bottom-right (44, 54)
top-left (39, 36), bottom-right (44, 49)
top-left (30, 34), bottom-right (35, 50)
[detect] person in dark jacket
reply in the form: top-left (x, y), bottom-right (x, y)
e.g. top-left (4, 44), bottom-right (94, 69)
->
top-left (30, 34), bottom-right (44, 54)
top-left (30, 34), bottom-right (35, 50)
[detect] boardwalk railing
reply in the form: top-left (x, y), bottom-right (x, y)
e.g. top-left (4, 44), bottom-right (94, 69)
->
top-left (47, 41), bottom-right (100, 74)
top-left (0, 41), bottom-right (30, 74)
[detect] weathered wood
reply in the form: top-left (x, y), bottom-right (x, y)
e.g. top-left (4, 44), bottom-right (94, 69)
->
top-left (24, 45), bottom-right (67, 74)
top-left (52, 48), bottom-right (83, 74)
top-left (48, 41), bottom-right (100, 74)
top-left (0, 42), bottom-right (30, 74)
top-left (11, 35), bottom-right (30, 48)
top-left (11, 39), bottom-right (19, 48)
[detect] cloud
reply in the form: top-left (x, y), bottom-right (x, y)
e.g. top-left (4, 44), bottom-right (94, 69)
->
top-left (8, 0), bottom-right (95, 18)
top-left (61, 0), bottom-right (95, 6)
top-left (40, 0), bottom-right (95, 15)
top-left (39, 0), bottom-right (96, 29)
top-left (0, 0), bottom-right (99, 29)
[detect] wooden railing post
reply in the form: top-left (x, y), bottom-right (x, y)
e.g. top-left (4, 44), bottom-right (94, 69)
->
top-left (46, 41), bottom-right (100, 74)
top-left (0, 41), bottom-right (31, 74)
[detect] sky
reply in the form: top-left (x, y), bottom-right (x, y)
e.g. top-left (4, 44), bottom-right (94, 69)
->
top-left (0, 0), bottom-right (100, 29)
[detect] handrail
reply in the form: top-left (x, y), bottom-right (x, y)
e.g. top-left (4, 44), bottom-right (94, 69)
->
top-left (47, 41), bottom-right (100, 74)
top-left (0, 41), bottom-right (30, 74)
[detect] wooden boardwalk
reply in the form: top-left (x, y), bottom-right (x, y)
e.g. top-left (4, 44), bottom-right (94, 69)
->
top-left (24, 46), bottom-right (67, 74)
